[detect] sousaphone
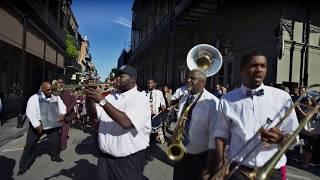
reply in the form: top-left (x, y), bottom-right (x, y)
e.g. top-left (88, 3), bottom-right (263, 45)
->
top-left (186, 44), bottom-right (223, 77)
top-left (167, 44), bottom-right (223, 162)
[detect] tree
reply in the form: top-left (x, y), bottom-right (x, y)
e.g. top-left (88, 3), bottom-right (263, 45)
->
top-left (65, 34), bottom-right (79, 59)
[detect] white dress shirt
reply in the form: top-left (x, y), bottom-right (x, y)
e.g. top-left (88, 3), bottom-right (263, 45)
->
top-left (214, 83), bottom-right (299, 169)
top-left (177, 89), bottom-right (219, 154)
top-left (171, 85), bottom-right (189, 101)
top-left (97, 86), bottom-right (151, 157)
top-left (142, 89), bottom-right (166, 115)
top-left (26, 92), bottom-right (66, 128)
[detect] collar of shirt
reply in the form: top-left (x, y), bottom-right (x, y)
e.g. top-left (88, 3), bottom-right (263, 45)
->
top-left (240, 83), bottom-right (264, 96)
top-left (39, 91), bottom-right (54, 101)
top-left (120, 86), bottom-right (138, 98)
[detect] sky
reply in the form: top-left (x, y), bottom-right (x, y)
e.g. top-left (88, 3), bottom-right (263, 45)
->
top-left (71, 0), bottom-right (132, 81)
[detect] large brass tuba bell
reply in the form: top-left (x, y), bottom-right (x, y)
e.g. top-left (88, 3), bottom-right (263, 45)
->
top-left (167, 44), bottom-right (223, 162)
top-left (186, 44), bottom-right (223, 77)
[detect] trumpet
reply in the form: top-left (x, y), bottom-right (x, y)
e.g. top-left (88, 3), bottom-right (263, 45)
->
top-left (62, 83), bottom-right (109, 91)
top-left (212, 84), bottom-right (320, 180)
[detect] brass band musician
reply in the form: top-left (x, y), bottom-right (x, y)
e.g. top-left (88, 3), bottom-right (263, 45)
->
top-left (84, 65), bottom-right (151, 180)
top-left (173, 69), bottom-right (219, 180)
top-left (214, 52), bottom-right (299, 180)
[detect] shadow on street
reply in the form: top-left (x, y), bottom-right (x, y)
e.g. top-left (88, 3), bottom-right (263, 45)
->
top-left (44, 159), bottom-right (96, 180)
top-left (0, 156), bottom-right (16, 180)
top-left (75, 136), bottom-right (101, 158)
top-left (287, 149), bottom-right (320, 177)
top-left (150, 143), bottom-right (174, 167)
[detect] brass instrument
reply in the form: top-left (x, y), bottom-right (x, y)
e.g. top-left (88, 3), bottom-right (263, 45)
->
top-left (62, 83), bottom-right (109, 91)
top-left (187, 44), bottom-right (223, 77)
top-left (167, 44), bottom-right (223, 161)
top-left (256, 99), bottom-right (319, 179)
top-left (211, 84), bottom-right (320, 180)
top-left (167, 91), bottom-right (203, 161)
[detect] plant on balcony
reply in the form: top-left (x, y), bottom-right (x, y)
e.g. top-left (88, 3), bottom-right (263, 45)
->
top-left (65, 34), bottom-right (79, 60)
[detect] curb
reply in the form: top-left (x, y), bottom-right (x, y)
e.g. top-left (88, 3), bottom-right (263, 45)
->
top-left (0, 116), bottom-right (28, 147)
top-left (0, 127), bottom-right (27, 147)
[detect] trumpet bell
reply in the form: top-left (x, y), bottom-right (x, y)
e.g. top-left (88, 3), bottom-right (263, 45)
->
top-left (187, 44), bottom-right (223, 77)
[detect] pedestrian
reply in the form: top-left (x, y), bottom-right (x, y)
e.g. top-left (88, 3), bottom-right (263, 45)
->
top-left (56, 79), bottom-right (77, 150)
top-left (84, 65), bottom-right (151, 180)
top-left (214, 51), bottom-right (299, 179)
top-left (173, 69), bottom-right (219, 180)
top-left (17, 82), bottom-right (66, 176)
top-left (162, 85), bottom-right (172, 107)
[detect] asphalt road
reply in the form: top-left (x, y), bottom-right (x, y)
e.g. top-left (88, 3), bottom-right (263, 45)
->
top-left (0, 124), bottom-right (319, 180)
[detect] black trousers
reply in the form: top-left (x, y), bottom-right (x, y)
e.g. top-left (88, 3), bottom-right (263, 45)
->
top-left (96, 149), bottom-right (146, 180)
top-left (19, 123), bottom-right (61, 170)
top-left (173, 151), bottom-right (208, 180)
top-left (228, 163), bottom-right (282, 180)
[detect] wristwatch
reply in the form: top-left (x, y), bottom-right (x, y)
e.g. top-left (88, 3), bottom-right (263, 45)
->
top-left (99, 99), bottom-right (108, 107)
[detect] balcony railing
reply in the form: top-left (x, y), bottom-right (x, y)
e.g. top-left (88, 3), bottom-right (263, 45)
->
top-left (26, 0), bottom-right (66, 43)
top-left (130, 15), bottom-right (169, 62)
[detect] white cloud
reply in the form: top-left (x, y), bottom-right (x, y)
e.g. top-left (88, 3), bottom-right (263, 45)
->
top-left (111, 16), bottom-right (131, 28)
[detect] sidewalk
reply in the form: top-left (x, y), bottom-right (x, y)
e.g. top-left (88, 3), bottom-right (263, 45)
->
top-left (0, 116), bottom-right (28, 147)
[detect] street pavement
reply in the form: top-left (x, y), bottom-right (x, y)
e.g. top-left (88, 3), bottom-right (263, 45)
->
top-left (0, 124), bottom-right (319, 180)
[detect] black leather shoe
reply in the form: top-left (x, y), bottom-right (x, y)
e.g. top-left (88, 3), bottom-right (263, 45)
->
top-left (51, 156), bottom-right (63, 162)
top-left (17, 169), bottom-right (27, 176)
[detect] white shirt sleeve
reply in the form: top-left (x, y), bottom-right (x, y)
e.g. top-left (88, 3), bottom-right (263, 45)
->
top-left (26, 95), bottom-right (41, 128)
top-left (125, 96), bottom-right (151, 131)
top-left (159, 91), bottom-right (166, 108)
top-left (57, 96), bottom-right (67, 115)
top-left (279, 94), bottom-right (299, 134)
top-left (208, 99), bottom-right (219, 149)
top-left (214, 100), bottom-right (231, 141)
top-left (171, 88), bottom-right (181, 100)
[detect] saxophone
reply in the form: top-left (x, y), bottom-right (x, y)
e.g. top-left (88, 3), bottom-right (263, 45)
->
top-left (167, 91), bottom-right (203, 161)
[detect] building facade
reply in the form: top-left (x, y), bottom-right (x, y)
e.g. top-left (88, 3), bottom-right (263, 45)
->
top-left (124, 0), bottom-right (320, 91)
top-left (0, 0), bottom-right (78, 121)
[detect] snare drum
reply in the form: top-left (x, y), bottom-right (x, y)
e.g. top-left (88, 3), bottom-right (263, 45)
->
top-left (151, 111), bottom-right (167, 133)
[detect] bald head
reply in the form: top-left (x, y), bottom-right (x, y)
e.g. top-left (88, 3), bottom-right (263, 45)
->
top-left (41, 82), bottom-right (52, 97)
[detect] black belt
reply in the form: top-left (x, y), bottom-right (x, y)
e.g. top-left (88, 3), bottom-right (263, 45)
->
top-left (101, 149), bottom-right (146, 160)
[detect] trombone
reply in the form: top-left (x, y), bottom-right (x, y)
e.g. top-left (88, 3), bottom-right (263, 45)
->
top-left (212, 84), bottom-right (320, 180)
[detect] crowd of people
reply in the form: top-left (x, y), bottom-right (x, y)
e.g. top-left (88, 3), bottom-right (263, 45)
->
top-left (14, 51), bottom-right (320, 180)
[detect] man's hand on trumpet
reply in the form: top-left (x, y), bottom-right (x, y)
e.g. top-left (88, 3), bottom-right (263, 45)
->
top-left (83, 87), bottom-right (104, 103)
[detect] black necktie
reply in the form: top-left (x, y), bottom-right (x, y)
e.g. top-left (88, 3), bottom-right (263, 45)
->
top-left (182, 95), bottom-right (195, 146)
top-left (246, 89), bottom-right (264, 97)
top-left (149, 91), bottom-right (153, 102)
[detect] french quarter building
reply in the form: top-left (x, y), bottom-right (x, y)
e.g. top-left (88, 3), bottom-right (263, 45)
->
top-left (0, 0), bottom-right (80, 121)
top-left (123, 0), bottom-right (320, 90)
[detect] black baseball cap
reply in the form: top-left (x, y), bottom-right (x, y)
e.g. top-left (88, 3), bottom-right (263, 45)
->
top-left (117, 65), bottom-right (137, 78)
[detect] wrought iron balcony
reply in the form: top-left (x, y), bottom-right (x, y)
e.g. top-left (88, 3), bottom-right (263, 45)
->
top-left (26, 0), bottom-right (66, 43)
